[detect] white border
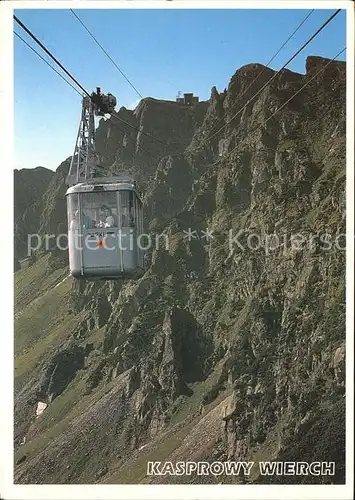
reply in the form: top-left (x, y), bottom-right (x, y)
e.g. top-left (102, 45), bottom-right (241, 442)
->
top-left (2, 0), bottom-right (353, 10)
top-left (345, 0), bottom-right (355, 494)
top-left (1, 1), bottom-right (15, 498)
top-left (1, 2), bottom-right (354, 500)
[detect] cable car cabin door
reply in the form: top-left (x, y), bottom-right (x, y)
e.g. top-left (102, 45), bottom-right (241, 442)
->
top-left (78, 188), bottom-right (141, 279)
top-left (82, 227), bottom-right (122, 277)
top-left (81, 227), bottom-right (139, 278)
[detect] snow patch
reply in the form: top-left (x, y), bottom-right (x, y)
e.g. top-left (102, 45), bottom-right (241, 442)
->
top-left (36, 401), bottom-right (47, 417)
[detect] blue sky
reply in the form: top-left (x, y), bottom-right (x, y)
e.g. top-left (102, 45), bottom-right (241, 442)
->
top-left (14, 8), bottom-right (346, 171)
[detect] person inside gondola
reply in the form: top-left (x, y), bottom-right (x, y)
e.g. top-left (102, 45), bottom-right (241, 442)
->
top-left (105, 210), bottom-right (115, 228)
top-left (70, 210), bottom-right (80, 230)
top-left (97, 205), bottom-right (116, 228)
top-left (82, 212), bottom-right (93, 229)
top-left (71, 210), bottom-right (92, 229)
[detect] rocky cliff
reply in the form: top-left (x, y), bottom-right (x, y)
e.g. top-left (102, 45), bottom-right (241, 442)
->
top-left (14, 55), bottom-right (346, 485)
top-left (14, 166), bottom-right (54, 268)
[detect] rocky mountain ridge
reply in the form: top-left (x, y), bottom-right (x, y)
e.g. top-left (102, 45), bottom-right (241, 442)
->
top-left (14, 55), bottom-right (346, 484)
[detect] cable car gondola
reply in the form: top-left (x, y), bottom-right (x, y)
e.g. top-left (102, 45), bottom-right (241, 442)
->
top-left (66, 176), bottom-right (144, 280)
top-left (66, 88), bottom-right (144, 280)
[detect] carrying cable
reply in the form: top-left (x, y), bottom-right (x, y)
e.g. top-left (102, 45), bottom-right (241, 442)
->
top-left (70, 9), bottom-right (144, 99)
top-left (204, 9), bottom-right (342, 145)
top-left (205, 9), bottom-right (315, 142)
top-left (14, 31), bottom-right (82, 97)
top-left (262, 48), bottom-right (346, 127)
top-left (14, 11), bottom-right (343, 158)
top-left (110, 117), bottom-right (154, 158)
top-left (110, 112), bottom-right (176, 148)
top-left (219, 46), bottom-right (346, 164)
top-left (15, 25), bottom-right (158, 158)
top-left (14, 14), bottom-right (176, 151)
top-left (14, 15), bottom-right (91, 98)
